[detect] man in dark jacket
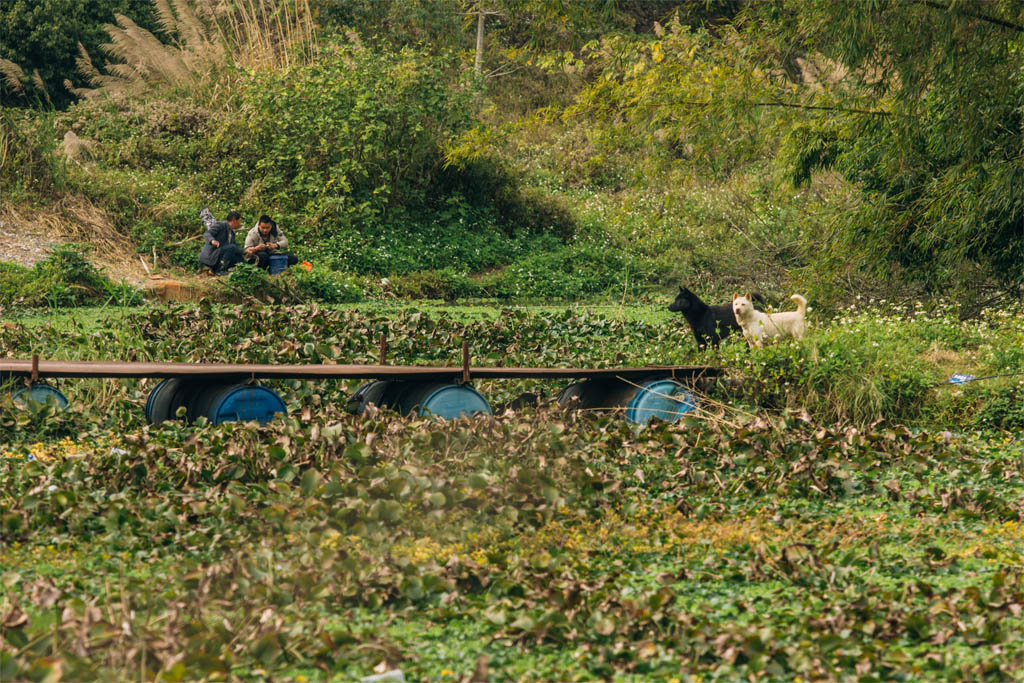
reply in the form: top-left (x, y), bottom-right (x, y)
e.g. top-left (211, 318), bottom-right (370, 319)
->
top-left (198, 208), bottom-right (244, 274)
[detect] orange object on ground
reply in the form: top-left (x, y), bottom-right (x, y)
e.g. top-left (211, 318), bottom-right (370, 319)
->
top-left (301, 260), bottom-right (313, 272)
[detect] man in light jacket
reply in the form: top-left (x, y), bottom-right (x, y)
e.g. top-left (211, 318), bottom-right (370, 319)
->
top-left (244, 214), bottom-right (298, 271)
top-left (198, 208), bottom-right (244, 275)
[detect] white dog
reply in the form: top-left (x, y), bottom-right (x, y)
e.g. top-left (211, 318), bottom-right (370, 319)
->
top-left (732, 293), bottom-right (807, 347)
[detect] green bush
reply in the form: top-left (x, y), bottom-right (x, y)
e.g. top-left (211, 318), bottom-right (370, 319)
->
top-left (0, 243), bottom-right (140, 308)
top-left (292, 268), bottom-right (363, 304)
top-left (389, 268), bottom-right (480, 301)
top-left (487, 241), bottom-right (628, 300)
top-left (970, 380), bottom-right (1024, 431)
top-left (200, 43), bottom-right (472, 239)
top-left (0, 262), bottom-right (33, 303)
top-left (226, 263), bottom-right (271, 298)
top-left (0, 109), bottom-right (65, 201)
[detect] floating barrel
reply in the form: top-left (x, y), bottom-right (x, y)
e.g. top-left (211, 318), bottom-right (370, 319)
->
top-left (145, 377), bottom-right (205, 424)
top-left (12, 383), bottom-right (68, 410)
top-left (187, 383), bottom-right (286, 424)
top-left (346, 380), bottom-right (396, 414)
top-left (557, 377), bottom-right (697, 425)
top-left (395, 382), bottom-right (491, 419)
top-left (347, 381), bottom-right (491, 419)
top-left (625, 378), bottom-right (698, 424)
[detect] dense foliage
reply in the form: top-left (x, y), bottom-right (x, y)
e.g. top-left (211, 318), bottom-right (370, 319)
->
top-left (5, 0), bottom-right (1022, 304)
top-left (743, 0), bottom-right (1024, 291)
top-left (1, 300), bottom-right (1021, 443)
top-left (1, 303), bottom-right (1023, 679)
top-left (0, 243), bottom-right (140, 308)
top-left (0, 0), bottom-right (158, 107)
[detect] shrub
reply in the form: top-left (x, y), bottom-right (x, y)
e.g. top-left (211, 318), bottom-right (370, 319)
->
top-left (291, 268), bottom-right (363, 304)
top-left (0, 109), bottom-right (65, 201)
top-left (970, 380), bottom-right (1024, 431)
top-left (487, 241), bottom-right (628, 300)
top-left (201, 43), bottom-right (472, 239)
top-left (0, 243), bottom-right (140, 308)
top-left (389, 268), bottom-right (480, 301)
top-left (226, 263), bottom-right (271, 299)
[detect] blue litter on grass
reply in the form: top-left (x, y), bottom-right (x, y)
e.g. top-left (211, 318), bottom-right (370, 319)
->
top-left (946, 373), bottom-right (975, 385)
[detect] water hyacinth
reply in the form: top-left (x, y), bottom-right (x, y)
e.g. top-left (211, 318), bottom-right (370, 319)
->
top-left (0, 301), bottom-right (1021, 678)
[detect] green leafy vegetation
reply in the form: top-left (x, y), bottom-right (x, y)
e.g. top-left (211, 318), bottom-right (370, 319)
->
top-left (0, 243), bottom-right (140, 308)
top-left (1, 302), bottom-right (1023, 680)
top-left (4, 0), bottom-right (1019, 307)
top-left (3, 0), bottom-right (1023, 674)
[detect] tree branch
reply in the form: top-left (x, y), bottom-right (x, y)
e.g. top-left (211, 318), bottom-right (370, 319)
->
top-left (915, 0), bottom-right (1024, 33)
top-left (645, 100), bottom-right (890, 116)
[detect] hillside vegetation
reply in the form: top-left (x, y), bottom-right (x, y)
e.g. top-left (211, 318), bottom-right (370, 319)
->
top-left (2, 0), bottom-right (1021, 308)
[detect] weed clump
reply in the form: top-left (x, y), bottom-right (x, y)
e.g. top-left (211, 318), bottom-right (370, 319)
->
top-left (0, 243), bottom-right (140, 308)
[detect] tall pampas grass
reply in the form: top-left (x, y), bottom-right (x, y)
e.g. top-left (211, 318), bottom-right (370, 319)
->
top-left (72, 0), bottom-right (317, 101)
top-left (0, 58), bottom-right (27, 94)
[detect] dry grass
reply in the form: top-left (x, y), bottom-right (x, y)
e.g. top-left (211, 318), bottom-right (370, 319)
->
top-left (923, 342), bottom-right (962, 366)
top-left (0, 199), bottom-right (147, 282)
top-left (60, 131), bottom-right (96, 163)
top-left (0, 58), bottom-right (26, 93)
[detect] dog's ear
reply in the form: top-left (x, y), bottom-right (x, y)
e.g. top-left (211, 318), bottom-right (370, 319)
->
top-left (679, 286), bottom-right (685, 293)
top-left (745, 291), bottom-right (752, 301)
top-left (732, 293), bottom-right (739, 300)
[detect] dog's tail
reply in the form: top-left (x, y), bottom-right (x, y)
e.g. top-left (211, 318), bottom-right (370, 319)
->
top-left (790, 294), bottom-right (807, 315)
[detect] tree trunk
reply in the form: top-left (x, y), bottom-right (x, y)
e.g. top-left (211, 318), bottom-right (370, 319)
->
top-left (475, 5), bottom-right (485, 77)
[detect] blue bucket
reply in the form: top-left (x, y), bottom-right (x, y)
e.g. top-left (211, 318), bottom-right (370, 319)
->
top-left (12, 384), bottom-right (69, 410)
top-left (189, 383), bottom-right (286, 424)
top-left (269, 254), bottom-right (289, 275)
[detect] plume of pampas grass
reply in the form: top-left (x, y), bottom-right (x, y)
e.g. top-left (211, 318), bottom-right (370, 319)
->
top-left (74, 0), bottom-right (315, 101)
top-left (61, 130), bottom-right (97, 162)
top-left (0, 58), bottom-right (26, 93)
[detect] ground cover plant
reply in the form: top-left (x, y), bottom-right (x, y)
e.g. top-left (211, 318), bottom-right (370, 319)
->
top-left (1, 302), bottom-right (1022, 680)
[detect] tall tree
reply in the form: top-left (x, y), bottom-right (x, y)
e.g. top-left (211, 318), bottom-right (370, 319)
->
top-left (744, 0), bottom-right (1024, 293)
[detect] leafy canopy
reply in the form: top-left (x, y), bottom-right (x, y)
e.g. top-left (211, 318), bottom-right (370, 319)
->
top-left (743, 0), bottom-right (1024, 289)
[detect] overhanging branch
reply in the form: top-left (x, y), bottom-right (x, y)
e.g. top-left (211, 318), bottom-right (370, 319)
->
top-left (643, 100), bottom-right (890, 116)
top-left (916, 0), bottom-right (1024, 32)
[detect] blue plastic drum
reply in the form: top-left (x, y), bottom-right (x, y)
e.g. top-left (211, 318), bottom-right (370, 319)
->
top-left (557, 377), bottom-right (698, 425)
top-left (12, 384), bottom-right (68, 410)
top-left (394, 382), bottom-right (492, 419)
top-left (189, 383), bottom-right (286, 424)
top-left (625, 379), bottom-right (698, 425)
top-left (269, 254), bottom-right (289, 275)
top-left (145, 377), bottom-right (204, 424)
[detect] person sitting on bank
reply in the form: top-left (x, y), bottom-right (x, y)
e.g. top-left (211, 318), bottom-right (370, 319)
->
top-left (244, 215), bottom-right (299, 271)
top-left (198, 208), bottom-right (244, 275)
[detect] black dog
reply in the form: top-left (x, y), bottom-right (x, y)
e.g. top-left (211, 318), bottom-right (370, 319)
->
top-left (668, 286), bottom-right (765, 349)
